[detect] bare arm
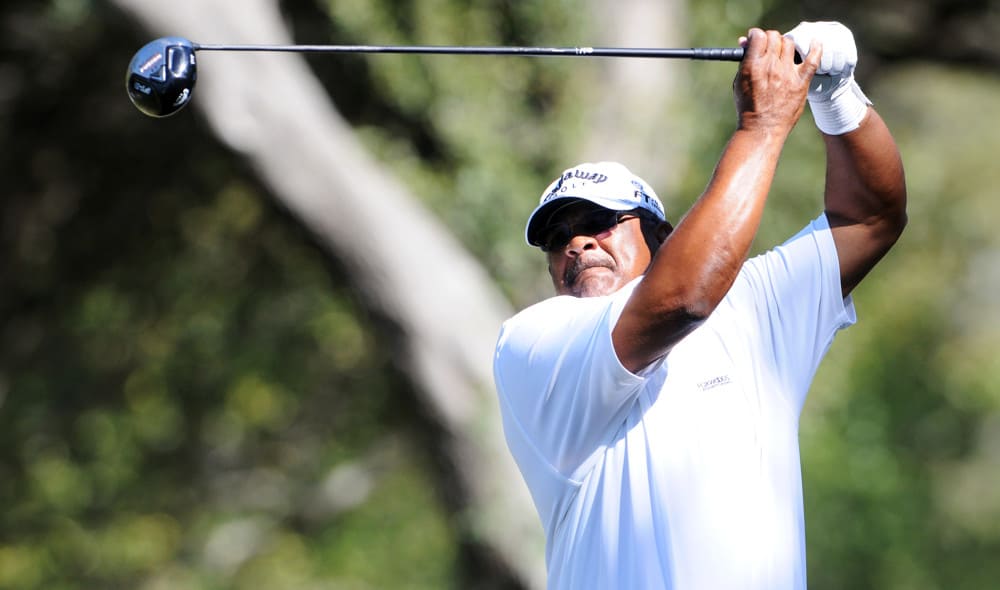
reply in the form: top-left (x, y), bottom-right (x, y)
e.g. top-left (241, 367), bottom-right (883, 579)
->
top-left (612, 29), bottom-right (821, 373)
top-left (823, 108), bottom-right (908, 296)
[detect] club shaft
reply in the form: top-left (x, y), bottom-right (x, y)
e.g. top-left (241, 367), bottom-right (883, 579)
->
top-left (192, 43), bottom-right (745, 61)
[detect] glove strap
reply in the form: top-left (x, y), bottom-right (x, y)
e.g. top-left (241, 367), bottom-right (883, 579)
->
top-left (808, 79), bottom-right (872, 135)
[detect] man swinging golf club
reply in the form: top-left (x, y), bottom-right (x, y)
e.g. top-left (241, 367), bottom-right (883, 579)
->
top-left (493, 21), bottom-right (907, 589)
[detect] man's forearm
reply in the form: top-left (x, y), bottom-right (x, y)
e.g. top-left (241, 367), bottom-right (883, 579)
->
top-left (823, 107), bottom-right (908, 294)
top-left (645, 127), bottom-right (786, 314)
top-left (824, 108), bottom-right (906, 225)
top-left (612, 28), bottom-right (819, 373)
top-left (613, 126), bottom-right (789, 371)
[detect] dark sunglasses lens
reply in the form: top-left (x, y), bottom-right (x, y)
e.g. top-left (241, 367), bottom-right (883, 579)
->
top-left (578, 210), bottom-right (619, 235)
top-left (542, 225), bottom-right (571, 251)
top-left (541, 210), bottom-right (621, 251)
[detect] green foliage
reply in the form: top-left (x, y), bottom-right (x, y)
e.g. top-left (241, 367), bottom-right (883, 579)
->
top-left (796, 64), bottom-right (1000, 590)
top-left (1, 2), bottom-right (459, 587)
top-left (2, 0), bottom-right (1000, 588)
top-left (313, 0), bottom-right (595, 307)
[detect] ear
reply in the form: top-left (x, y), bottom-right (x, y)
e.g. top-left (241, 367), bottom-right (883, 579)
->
top-left (655, 221), bottom-right (673, 244)
top-left (642, 220), bottom-right (673, 255)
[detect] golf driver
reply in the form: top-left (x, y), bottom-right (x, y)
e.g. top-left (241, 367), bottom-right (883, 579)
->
top-left (126, 37), bottom-right (746, 118)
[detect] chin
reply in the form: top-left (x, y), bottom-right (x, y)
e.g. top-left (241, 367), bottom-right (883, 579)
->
top-left (569, 275), bottom-right (621, 298)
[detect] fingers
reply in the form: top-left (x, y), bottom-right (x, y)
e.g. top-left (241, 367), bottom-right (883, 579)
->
top-left (765, 29), bottom-right (787, 58)
top-left (801, 39), bottom-right (822, 76)
top-left (742, 28), bottom-right (766, 59)
top-left (779, 33), bottom-right (798, 63)
top-left (783, 22), bottom-right (813, 60)
top-left (783, 21), bottom-right (857, 76)
top-left (741, 27), bottom-right (809, 65)
top-left (732, 26), bottom-right (820, 133)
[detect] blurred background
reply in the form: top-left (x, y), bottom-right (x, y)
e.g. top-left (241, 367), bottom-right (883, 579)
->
top-left (2, 0), bottom-right (999, 588)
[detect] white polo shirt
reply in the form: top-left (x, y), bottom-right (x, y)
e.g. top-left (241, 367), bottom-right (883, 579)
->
top-left (493, 214), bottom-right (855, 590)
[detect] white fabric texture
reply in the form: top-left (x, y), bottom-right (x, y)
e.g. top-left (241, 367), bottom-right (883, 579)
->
top-left (493, 214), bottom-right (855, 590)
top-left (806, 80), bottom-right (872, 136)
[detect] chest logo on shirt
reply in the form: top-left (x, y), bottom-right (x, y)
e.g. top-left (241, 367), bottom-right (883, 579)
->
top-left (696, 374), bottom-right (732, 392)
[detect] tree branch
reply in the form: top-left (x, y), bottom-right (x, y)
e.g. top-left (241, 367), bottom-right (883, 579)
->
top-left (110, 0), bottom-right (546, 586)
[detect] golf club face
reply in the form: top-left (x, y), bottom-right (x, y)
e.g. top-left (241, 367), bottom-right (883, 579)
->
top-left (126, 37), bottom-right (197, 118)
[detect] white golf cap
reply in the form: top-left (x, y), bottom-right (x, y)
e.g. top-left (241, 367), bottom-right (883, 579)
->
top-left (525, 161), bottom-right (667, 247)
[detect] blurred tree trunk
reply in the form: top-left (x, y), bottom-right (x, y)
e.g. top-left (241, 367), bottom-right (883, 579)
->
top-left (579, 0), bottom-right (689, 195)
top-left (110, 0), bottom-right (545, 587)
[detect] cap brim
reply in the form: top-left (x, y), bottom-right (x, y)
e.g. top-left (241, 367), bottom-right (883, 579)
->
top-left (524, 195), bottom-right (635, 247)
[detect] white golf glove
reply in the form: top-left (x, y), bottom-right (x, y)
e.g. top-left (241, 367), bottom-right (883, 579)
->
top-left (784, 21), bottom-right (872, 135)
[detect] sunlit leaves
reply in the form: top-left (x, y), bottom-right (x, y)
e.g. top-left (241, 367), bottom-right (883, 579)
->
top-left (4, 0), bottom-right (1000, 588)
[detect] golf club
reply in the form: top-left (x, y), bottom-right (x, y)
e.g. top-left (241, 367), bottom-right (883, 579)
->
top-left (126, 36), bottom-right (746, 118)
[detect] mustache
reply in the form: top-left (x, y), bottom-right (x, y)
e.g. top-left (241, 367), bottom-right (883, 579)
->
top-left (564, 254), bottom-right (614, 286)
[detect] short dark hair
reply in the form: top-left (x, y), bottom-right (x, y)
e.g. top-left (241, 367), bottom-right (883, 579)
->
top-left (629, 208), bottom-right (671, 254)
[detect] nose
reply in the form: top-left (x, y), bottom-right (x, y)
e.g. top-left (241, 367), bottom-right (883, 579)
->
top-left (565, 234), bottom-right (599, 257)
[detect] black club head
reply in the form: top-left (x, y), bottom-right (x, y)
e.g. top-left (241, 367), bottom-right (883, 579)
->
top-left (126, 37), bottom-right (198, 118)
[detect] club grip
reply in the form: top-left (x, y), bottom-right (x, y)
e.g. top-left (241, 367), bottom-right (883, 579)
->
top-left (690, 47), bottom-right (745, 61)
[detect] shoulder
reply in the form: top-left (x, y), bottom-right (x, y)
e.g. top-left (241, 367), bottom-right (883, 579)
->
top-left (776, 212), bottom-right (837, 260)
top-left (722, 213), bottom-right (845, 320)
top-left (496, 278), bottom-right (642, 362)
top-left (739, 213), bottom-right (838, 279)
top-left (496, 294), bottom-right (604, 359)
top-left (500, 279), bottom-right (641, 338)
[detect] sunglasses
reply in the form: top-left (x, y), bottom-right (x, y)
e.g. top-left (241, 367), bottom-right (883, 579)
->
top-left (540, 209), bottom-right (639, 252)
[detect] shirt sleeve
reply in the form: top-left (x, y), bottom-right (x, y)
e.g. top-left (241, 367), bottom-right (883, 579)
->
top-left (493, 279), bottom-right (646, 480)
top-left (725, 213), bottom-right (857, 414)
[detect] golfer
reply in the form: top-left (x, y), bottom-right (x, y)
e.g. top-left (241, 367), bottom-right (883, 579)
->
top-left (493, 22), bottom-right (907, 589)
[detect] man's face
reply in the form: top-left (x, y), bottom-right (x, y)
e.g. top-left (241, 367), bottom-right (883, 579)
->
top-left (542, 203), bottom-right (656, 298)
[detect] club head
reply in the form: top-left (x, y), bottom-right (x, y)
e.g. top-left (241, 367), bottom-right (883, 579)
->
top-left (126, 37), bottom-right (198, 118)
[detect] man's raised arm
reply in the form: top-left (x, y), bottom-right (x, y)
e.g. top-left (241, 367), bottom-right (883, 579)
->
top-left (613, 29), bottom-right (821, 373)
top-left (786, 22), bottom-right (908, 297)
